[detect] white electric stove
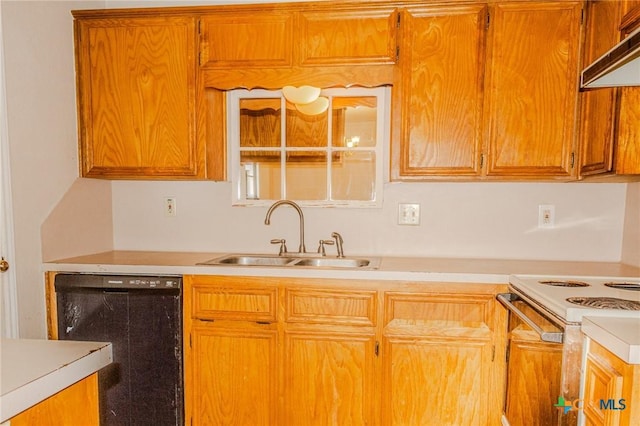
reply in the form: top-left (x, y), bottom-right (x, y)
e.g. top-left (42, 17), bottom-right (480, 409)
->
top-left (509, 275), bottom-right (640, 324)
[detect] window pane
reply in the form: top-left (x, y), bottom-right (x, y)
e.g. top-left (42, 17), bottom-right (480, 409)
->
top-left (240, 152), bottom-right (281, 200)
top-left (240, 98), bottom-right (281, 148)
top-left (332, 97), bottom-right (377, 148)
top-left (285, 152), bottom-right (327, 200)
top-left (286, 107), bottom-right (328, 148)
top-left (331, 151), bottom-right (376, 201)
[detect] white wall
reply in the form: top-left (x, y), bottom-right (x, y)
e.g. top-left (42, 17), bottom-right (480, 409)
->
top-left (622, 182), bottom-right (640, 267)
top-left (112, 180), bottom-right (628, 262)
top-left (2, 0), bottom-right (105, 338)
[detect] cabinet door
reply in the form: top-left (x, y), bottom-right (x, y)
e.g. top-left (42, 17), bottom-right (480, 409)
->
top-left (383, 336), bottom-right (492, 426)
top-left (615, 3), bottom-right (640, 176)
top-left (298, 8), bottom-right (398, 66)
top-left (583, 340), bottom-right (640, 426)
top-left (282, 286), bottom-right (378, 425)
top-left (75, 16), bottom-right (199, 178)
top-left (579, 0), bottom-right (622, 176)
top-left (184, 276), bottom-right (279, 425)
top-left (398, 5), bottom-right (487, 178)
top-left (484, 2), bottom-right (582, 178)
top-left (284, 330), bottom-right (377, 425)
top-left (199, 11), bottom-right (293, 68)
top-left (382, 292), bottom-right (498, 425)
top-left (505, 327), bottom-right (562, 426)
top-left (190, 323), bottom-right (278, 426)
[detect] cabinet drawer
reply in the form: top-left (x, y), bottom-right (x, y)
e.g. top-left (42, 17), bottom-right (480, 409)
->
top-left (286, 288), bottom-right (377, 326)
top-left (192, 285), bottom-right (277, 322)
top-left (384, 293), bottom-right (493, 330)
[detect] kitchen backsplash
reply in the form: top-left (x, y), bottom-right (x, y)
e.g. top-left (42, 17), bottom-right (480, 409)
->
top-left (108, 180), bottom-right (628, 262)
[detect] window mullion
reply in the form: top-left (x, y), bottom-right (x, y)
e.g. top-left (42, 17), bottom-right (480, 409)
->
top-left (280, 96), bottom-right (287, 199)
top-left (326, 94), bottom-right (333, 201)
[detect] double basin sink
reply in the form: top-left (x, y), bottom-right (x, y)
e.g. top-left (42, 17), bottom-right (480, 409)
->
top-left (198, 254), bottom-right (380, 269)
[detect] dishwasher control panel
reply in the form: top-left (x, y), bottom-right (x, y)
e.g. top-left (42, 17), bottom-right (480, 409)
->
top-left (54, 274), bottom-right (182, 290)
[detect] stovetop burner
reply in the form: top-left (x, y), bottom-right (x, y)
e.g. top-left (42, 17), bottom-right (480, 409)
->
top-left (510, 275), bottom-right (640, 322)
top-left (566, 297), bottom-right (640, 310)
top-left (604, 282), bottom-right (640, 291)
top-left (539, 280), bottom-right (590, 287)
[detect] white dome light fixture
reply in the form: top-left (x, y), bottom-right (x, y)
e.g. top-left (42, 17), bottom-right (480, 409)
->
top-left (282, 85), bottom-right (328, 115)
top-left (282, 85), bottom-right (321, 105)
top-left (295, 96), bottom-right (329, 115)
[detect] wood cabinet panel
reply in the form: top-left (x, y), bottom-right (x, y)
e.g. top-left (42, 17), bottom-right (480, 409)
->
top-left (190, 324), bottom-right (278, 426)
top-left (191, 281), bottom-right (277, 321)
top-left (616, 89), bottom-right (640, 175)
top-left (199, 12), bottom-right (293, 68)
top-left (505, 327), bottom-right (562, 426)
top-left (385, 292), bottom-right (493, 329)
top-left (284, 330), bottom-right (377, 425)
top-left (9, 373), bottom-right (99, 425)
top-left (75, 16), bottom-right (200, 178)
top-left (382, 336), bottom-right (492, 425)
top-left (579, 0), bottom-right (622, 176)
top-left (382, 289), bottom-right (500, 425)
top-left (398, 5), bottom-right (486, 177)
top-left (285, 288), bottom-right (377, 326)
top-left (583, 339), bottom-right (640, 426)
top-left (298, 8), bottom-right (398, 65)
top-left (615, 4), bottom-right (640, 176)
top-left (485, 2), bottom-right (582, 178)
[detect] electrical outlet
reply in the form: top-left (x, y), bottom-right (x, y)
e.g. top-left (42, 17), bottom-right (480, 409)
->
top-left (538, 204), bottom-right (555, 228)
top-left (165, 197), bottom-right (177, 217)
top-left (398, 203), bottom-right (420, 225)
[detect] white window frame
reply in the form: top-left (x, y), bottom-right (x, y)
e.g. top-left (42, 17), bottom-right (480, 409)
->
top-left (228, 86), bottom-right (389, 208)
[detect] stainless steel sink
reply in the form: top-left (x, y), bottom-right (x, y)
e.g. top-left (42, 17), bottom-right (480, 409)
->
top-left (198, 254), bottom-right (298, 266)
top-left (197, 254), bottom-right (380, 269)
top-left (293, 257), bottom-right (373, 268)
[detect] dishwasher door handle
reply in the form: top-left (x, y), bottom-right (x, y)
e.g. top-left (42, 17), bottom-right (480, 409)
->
top-left (497, 293), bottom-right (564, 343)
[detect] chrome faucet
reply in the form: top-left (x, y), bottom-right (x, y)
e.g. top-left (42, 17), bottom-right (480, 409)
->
top-left (265, 200), bottom-right (306, 253)
top-left (331, 232), bottom-right (345, 258)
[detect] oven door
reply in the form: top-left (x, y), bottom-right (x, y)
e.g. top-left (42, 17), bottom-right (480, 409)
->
top-left (498, 293), bottom-right (566, 426)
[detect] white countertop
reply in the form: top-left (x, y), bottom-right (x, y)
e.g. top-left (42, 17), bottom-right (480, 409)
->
top-left (42, 250), bottom-right (640, 284)
top-left (0, 339), bottom-right (112, 422)
top-left (582, 317), bottom-right (640, 364)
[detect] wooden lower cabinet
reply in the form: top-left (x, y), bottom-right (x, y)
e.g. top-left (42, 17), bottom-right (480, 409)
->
top-left (283, 330), bottom-right (377, 425)
top-left (582, 339), bottom-right (640, 426)
top-left (190, 323), bottom-right (278, 425)
top-left (183, 276), bottom-right (507, 426)
top-left (504, 326), bottom-right (563, 426)
top-left (9, 373), bottom-right (99, 426)
top-left (382, 291), bottom-right (504, 425)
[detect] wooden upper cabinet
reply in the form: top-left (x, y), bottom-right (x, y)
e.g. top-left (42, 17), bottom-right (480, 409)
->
top-left (579, 0), bottom-right (622, 177)
top-left (615, 2), bottom-right (640, 176)
top-left (297, 8), bottom-right (398, 65)
top-left (484, 1), bottom-right (582, 179)
top-left (397, 5), bottom-right (487, 178)
top-left (199, 11), bottom-right (293, 68)
top-left (75, 15), bottom-right (201, 179)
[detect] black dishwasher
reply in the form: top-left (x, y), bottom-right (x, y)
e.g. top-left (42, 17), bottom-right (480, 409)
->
top-left (55, 273), bottom-right (183, 426)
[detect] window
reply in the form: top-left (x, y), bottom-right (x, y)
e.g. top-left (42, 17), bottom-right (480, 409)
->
top-left (228, 86), bottom-right (389, 207)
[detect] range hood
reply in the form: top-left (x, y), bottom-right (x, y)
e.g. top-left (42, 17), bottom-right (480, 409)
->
top-left (581, 26), bottom-right (640, 88)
